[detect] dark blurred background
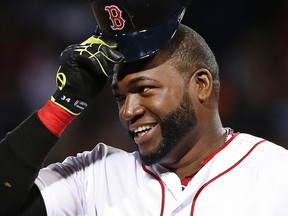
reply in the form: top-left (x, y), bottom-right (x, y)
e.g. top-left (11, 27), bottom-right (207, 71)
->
top-left (1, 0), bottom-right (287, 165)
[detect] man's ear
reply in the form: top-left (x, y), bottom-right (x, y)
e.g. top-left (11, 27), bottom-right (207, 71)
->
top-left (189, 68), bottom-right (213, 103)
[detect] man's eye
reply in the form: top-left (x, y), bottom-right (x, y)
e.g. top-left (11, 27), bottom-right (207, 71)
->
top-left (138, 86), bottom-right (152, 93)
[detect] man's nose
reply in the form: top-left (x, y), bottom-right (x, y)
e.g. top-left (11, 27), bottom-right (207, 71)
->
top-left (120, 94), bottom-right (145, 122)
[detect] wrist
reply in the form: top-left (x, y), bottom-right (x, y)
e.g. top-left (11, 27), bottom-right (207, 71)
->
top-left (38, 100), bottom-right (76, 136)
top-left (52, 90), bottom-right (88, 115)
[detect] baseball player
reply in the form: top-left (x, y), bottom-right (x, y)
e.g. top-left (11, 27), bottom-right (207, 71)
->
top-left (1, 0), bottom-right (288, 215)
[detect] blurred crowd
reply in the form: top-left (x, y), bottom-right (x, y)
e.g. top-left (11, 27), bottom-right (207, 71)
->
top-left (1, 0), bottom-right (287, 164)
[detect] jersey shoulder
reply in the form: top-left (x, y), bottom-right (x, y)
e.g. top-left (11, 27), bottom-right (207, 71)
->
top-left (236, 133), bottom-right (288, 171)
top-left (44, 143), bottom-right (141, 177)
top-left (236, 133), bottom-right (288, 154)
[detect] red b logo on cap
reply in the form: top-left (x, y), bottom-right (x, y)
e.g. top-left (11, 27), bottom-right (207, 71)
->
top-left (105, 5), bottom-right (126, 30)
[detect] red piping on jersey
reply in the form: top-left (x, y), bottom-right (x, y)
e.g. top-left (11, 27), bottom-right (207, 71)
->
top-left (182, 131), bottom-right (239, 187)
top-left (141, 136), bottom-right (266, 216)
top-left (141, 132), bottom-right (240, 216)
top-left (142, 164), bottom-right (165, 216)
top-left (201, 131), bottom-right (239, 166)
top-left (190, 139), bottom-right (266, 216)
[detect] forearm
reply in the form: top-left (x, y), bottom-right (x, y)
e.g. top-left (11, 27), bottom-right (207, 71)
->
top-left (0, 34), bottom-right (118, 215)
top-left (0, 112), bottom-right (57, 215)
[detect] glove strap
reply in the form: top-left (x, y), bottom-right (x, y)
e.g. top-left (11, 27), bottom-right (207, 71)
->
top-left (51, 90), bottom-right (88, 115)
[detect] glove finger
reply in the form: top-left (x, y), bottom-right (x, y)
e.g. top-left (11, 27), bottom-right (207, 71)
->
top-left (92, 54), bottom-right (115, 77)
top-left (61, 44), bottom-right (77, 54)
top-left (73, 36), bottom-right (124, 77)
top-left (80, 35), bottom-right (118, 49)
top-left (75, 53), bottom-right (113, 77)
top-left (75, 43), bottom-right (124, 64)
top-left (95, 48), bottom-right (124, 77)
top-left (112, 63), bottom-right (123, 75)
top-left (59, 44), bottom-right (77, 63)
top-left (99, 45), bottom-right (124, 63)
top-left (76, 45), bottom-right (123, 76)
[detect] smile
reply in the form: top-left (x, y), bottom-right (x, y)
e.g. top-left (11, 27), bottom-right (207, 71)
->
top-left (130, 124), bottom-right (159, 145)
top-left (133, 125), bottom-right (153, 137)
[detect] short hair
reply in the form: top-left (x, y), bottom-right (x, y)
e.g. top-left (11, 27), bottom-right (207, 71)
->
top-left (157, 24), bottom-right (220, 95)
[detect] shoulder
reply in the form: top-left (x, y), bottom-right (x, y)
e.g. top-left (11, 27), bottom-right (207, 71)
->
top-left (235, 133), bottom-right (288, 171)
top-left (80, 143), bottom-right (140, 163)
top-left (233, 133), bottom-right (266, 145)
top-left (47, 143), bottom-right (141, 174)
top-left (236, 133), bottom-right (287, 153)
top-left (234, 133), bottom-right (288, 155)
top-left (233, 133), bottom-right (286, 151)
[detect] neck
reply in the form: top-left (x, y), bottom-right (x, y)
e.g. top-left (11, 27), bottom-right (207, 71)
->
top-left (160, 123), bottom-right (227, 180)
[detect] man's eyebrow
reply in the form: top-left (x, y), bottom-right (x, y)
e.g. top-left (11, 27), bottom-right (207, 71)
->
top-left (128, 76), bottom-right (159, 85)
top-left (112, 76), bottom-right (159, 90)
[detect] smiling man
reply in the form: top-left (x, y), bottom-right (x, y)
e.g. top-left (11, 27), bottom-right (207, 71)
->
top-left (111, 29), bottom-right (222, 175)
top-left (1, 1), bottom-right (288, 216)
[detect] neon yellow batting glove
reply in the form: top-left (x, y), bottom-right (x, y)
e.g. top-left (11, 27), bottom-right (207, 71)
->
top-left (51, 36), bottom-right (124, 115)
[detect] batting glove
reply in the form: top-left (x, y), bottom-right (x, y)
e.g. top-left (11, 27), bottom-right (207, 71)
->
top-left (51, 36), bottom-right (124, 115)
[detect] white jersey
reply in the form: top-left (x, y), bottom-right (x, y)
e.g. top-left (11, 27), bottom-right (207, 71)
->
top-left (35, 133), bottom-right (288, 216)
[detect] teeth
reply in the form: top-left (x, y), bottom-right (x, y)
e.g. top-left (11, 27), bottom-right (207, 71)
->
top-left (132, 125), bottom-right (153, 137)
top-left (136, 131), bottom-right (147, 137)
top-left (134, 125), bottom-right (152, 133)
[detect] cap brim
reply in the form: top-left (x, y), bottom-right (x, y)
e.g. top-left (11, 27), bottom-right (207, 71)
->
top-left (96, 9), bottom-right (185, 63)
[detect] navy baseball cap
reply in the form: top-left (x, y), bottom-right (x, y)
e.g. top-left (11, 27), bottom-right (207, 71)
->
top-left (91, 0), bottom-right (191, 63)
